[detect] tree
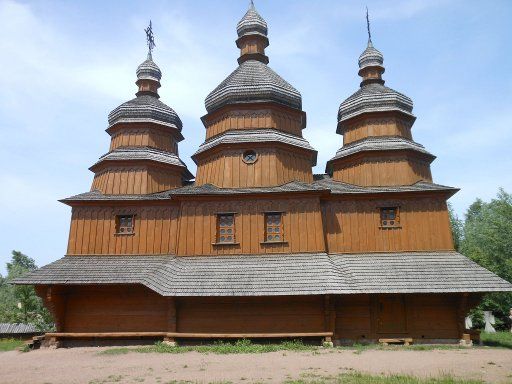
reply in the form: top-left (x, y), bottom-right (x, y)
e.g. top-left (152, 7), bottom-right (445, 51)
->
top-left (448, 203), bottom-right (464, 252)
top-left (0, 251), bottom-right (53, 330)
top-left (461, 189), bottom-right (512, 330)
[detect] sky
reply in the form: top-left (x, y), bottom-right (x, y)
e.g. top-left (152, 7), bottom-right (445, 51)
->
top-left (0, 0), bottom-right (511, 274)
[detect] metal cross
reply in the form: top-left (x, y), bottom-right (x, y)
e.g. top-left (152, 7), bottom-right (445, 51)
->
top-left (145, 20), bottom-right (156, 54)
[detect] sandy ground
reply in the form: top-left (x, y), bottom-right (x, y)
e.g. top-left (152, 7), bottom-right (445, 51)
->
top-left (1, 347), bottom-right (512, 384)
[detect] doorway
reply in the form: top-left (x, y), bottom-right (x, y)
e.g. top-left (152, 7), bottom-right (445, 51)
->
top-left (376, 295), bottom-right (407, 334)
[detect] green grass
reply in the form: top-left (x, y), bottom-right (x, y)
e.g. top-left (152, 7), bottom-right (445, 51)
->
top-left (480, 331), bottom-right (512, 349)
top-left (0, 338), bottom-right (25, 352)
top-left (284, 372), bottom-right (483, 384)
top-left (100, 339), bottom-right (314, 355)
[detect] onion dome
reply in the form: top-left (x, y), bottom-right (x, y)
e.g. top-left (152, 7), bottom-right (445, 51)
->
top-left (108, 54), bottom-right (182, 131)
top-left (358, 40), bottom-right (384, 75)
top-left (136, 53), bottom-right (162, 82)
top-left (205, 60), bottom-right (302, 112)
top-left (336, 39), bottom-right (415, 133)
top-left (108, 95), bottom-right (183, 130)
top-left (236, 0), bottom-right (268, 38)
top-left (205, 1), bottom-right (302, 113)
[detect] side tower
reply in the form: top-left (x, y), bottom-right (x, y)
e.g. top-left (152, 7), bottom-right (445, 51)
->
top-left (326, 26), bottom-right (433, 186)
top-left (90, 40), bottom-right (192, 195)
top-left (194, 1), bottom-right (317, 187)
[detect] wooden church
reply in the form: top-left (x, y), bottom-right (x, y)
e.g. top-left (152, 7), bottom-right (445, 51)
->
top-left (16, 2), bottom-right (512, 346)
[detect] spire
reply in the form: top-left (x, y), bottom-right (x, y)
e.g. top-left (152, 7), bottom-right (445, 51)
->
top-left (236, 0), bottom-right (270, 64)
top-left (358, 9), bottom-right (385, 85)
top-left (366, 6), bottom-right (372, 45)
top-left (136, 21), bottom-right (162, 97)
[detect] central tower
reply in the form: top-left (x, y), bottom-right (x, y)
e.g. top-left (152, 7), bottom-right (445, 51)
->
top-left (194, 1), bottom-right (317, 188)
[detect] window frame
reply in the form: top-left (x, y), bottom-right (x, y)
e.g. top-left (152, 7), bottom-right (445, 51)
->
top-left (214, 212), bottom-right (237, 245)
top-left (115, 214), bottom-right (135, 235)
top-left (379, 206), bottom-right (401, 229)
top-left (262, 211), bottom-right (286, 244)
top-left (242, 150), bottom-right (258, 164)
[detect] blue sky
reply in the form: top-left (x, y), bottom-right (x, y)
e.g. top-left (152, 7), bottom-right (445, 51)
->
top-left (1, 0), bottom-right (511, 274)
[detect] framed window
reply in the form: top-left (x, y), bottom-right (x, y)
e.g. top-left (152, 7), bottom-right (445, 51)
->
top-left (380, 207), bottom-right (400, 228)
top-left (116, 214), bottom-right (135, 234)
top-left (216, 213), bottom-right (235, 243)
top-left (264, 212), bottom-right (283, 242)
top-left (242, 150), bottom-right (258, 164)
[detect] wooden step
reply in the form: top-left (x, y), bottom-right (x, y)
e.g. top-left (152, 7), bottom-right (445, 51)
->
top-left (379, 338), bottom-right (413, 346)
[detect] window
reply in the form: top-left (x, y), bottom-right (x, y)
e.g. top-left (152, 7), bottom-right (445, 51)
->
top-left (242, 150), bottom-right (257, 164)
top-left (264, 212), bottom-right (283, 242)
top-left (116, 215), bottom-right (134, 234)
top-left (217, 214), bottom-right (235, 243)
top-left (380, 207), bottom-right (400, 228)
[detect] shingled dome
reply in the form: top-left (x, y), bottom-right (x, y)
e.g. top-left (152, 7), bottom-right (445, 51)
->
top-left (237, 1), bottom-right (268, 37)
top-left (108, 95), bottom-right (183, 130)
top-left (136, 54), bottom-right (162, 82)
top-left (205, 60), bottom-right (302, 112)
top-left (358, 40), bottom-right (384, 72)
top-left (337, 83), bottom-right (414, 127)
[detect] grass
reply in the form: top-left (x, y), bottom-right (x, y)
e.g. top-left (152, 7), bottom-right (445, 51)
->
top-left (100, 339), bottom-right (314, 355)
top-left (480, 331), bottom-right (512, 349)
top-left (0, 338), bottom-right (25, 352)
top-left (284, 372), bottom-right (483, 384)
top-left (99, 332), bottom-right (512, 356)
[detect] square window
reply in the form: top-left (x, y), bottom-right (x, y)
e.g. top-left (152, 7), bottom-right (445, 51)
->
top-left (217, 214), bottom-right (235, 243)
top-left (265, 212), bottom-right (283, 242)
top-left (116, 214), bottom-right (135, 234)
top-left (380, 207), bottom-right (400, 228)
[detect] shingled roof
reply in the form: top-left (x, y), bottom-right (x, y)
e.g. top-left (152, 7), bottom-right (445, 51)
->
top-left (14, 252), bottom-right (512, 296)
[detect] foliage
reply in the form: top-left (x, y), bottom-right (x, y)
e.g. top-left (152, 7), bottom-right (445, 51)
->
top-left (480, 331), bottom-right (512, 349)
top-left (448, 203), bottom-right (464, 252)
top-left (0, 251), bottom-right (53, 331)
top-left (0, 338), bottom-right (25, 352)
top-left (459, 189), bottom-right (512, 330)
top-left (101, 339), bottom-right (314, 355)
top-left (283, 372), bottom-right (482, 384)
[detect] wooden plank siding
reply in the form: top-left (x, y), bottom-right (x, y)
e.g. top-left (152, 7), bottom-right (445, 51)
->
top-left (195, 148), bottom-right (314, 187)
top-left (335, 294), bottom-right (462, 341)
top-left (176, 197), bottom-right (325, 256)
top-left (322, 196), bottom-right (454, 253)
top-left (332, 153), bottom-right (433, 186)
top-left (176, 296), bottom-right (325, 333)
top-left (107, 122), bottom-right (181, 153)
top-left (203, 105), bottom-right (304, 140)
top-left (91, 166), bottom-right (183, 194)
top-left (63, 285), bottom-right (169, 332)
top-left (342, 114), bottom-right (413, 145)
top-left (67, 205), bottom-right (180, 255)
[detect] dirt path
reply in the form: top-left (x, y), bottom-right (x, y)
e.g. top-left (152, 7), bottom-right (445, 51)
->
top-left (1, 347), bottom-right (512, 384)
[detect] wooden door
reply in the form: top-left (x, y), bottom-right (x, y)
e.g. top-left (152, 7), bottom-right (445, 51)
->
top-left (376, 295), bottom-right (407, 334)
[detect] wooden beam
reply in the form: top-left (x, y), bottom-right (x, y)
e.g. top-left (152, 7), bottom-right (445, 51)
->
top-left (45, 331), bottom-right (333, 339)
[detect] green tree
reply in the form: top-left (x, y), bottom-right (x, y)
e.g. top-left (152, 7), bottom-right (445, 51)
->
top-left (448, 203), bottom-right (464, 252)
top-left (0, 251), bottom-right (53, 330)
top-left (461, 189), bottom-right (512, 330)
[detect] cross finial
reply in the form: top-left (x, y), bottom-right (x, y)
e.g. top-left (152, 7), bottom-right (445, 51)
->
top-left (366, 7), bottom-right (372, 44)
top-left (145, 20), bottom-right (156, 58)
top-left (249, 0), bottom-right (255, 10)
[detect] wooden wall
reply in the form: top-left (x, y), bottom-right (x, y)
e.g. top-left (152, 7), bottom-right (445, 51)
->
top-left (63, 285), bottom-right (168, 332)
top-left (342, 116), bottom-right (413, 145)
top-left (322, 196), bottom-right (454, 253)
top-left (331, 154), bottom-right (432, 186)
top-left (91, 166), bottom-right (183, 194)
top-left (335, 294), bottom-right (461, 341)
top-left (176, 197), bottom-right (325, 255)
top-left (204, 106), bottom-right (303, 139)
top-left (109, 128), bottom-right (178, 154)
top-left (177, 296), bottom-right (325, 333)
top-left (67, 205), bottom-right (179, 255)
top-left (195, 148), bottom-right (313, 187)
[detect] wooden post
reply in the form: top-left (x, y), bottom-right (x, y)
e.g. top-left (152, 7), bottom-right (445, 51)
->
top-left (323, 295), bottom-right (336, 347)
top-left (457, 293), bottom-right (469, 341)
top-left (164, 297), bottom-right (177, 346)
